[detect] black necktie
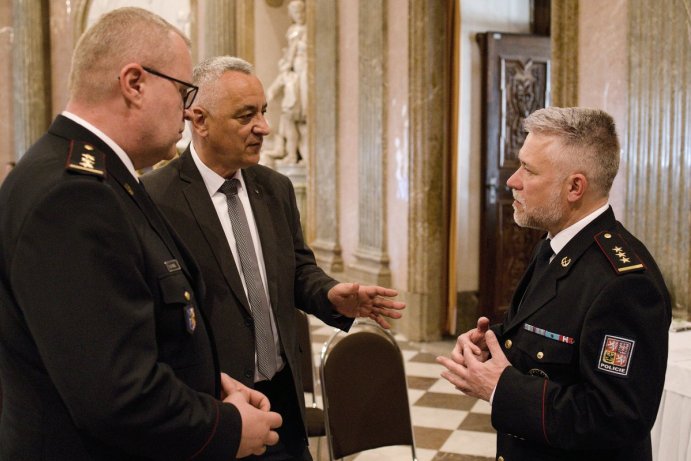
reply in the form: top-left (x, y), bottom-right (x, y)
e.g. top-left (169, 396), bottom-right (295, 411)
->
top-left (517, 238), bottom-right (553, 312)
top-left (219, 178), bottom-right (277, 380)
top-left (532, 238), bottom-right (554, 281)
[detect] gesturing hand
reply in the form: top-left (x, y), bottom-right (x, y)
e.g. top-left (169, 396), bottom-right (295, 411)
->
top-left (327, 282), bottom-right (405, 329)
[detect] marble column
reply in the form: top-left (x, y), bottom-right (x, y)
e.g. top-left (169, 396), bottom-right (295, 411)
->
top-left (347, 0), bottom-right (391, 287)
top-left (551, 0), bottom-right (578, 108)
top-left (626, 0), bottom-right (690, 320)
top-left (306, 0), bottom-right (343, 272)
top-left (0, 2), bottom-right (14, 167)
top-left (12, 0), bottom-right (50, 158)
top-left (403, 0), bottom-right (450, 341)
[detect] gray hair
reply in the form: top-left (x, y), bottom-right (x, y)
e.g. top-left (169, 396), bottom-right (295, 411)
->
top-left (69, 7), bottom-right (189, 104)
top-left (524, 107), bottom-right (621, 196)
top-left (191, 56), bottom-right (255, 112)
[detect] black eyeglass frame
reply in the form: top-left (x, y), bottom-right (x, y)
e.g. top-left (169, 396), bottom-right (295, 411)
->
top-left (142, 66), bottom-right (198, 109)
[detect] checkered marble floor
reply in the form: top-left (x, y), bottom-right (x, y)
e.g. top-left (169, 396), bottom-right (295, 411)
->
top-left (306, 316), bottom-right (497, 461)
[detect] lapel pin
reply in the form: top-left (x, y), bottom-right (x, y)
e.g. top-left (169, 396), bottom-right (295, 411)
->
top-left (561, 256), bottom-right (571, 267)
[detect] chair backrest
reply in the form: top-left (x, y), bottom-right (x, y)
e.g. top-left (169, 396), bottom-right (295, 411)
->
top-left (295, 309), bottom-right (316, 395)
top-left (319, 320), bottom-right (417, 460)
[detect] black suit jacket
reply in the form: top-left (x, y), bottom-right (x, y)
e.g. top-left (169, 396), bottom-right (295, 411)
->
top-left (0, 116), bottom-right (241, 460)
top-left (491, 207), bottom-right (671, 461)
top-left (142, 148), bottom-right (352, 457)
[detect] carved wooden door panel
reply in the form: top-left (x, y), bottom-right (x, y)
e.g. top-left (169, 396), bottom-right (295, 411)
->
top-left (477, 32), bottom-right (551, 323)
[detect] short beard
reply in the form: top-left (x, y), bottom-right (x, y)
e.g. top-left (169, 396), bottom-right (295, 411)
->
top-left (513, 188), bottom-right (564, 231)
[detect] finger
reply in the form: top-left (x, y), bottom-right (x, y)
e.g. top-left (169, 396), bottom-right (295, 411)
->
top-left (375, 300), bottom-right (406, 311)
top-left (268, 411), bottom-right (283, 430)
top-left (249, 389), bottom-right (271, 411)
top-left (462, 344), bottom-right (479, 366)
top-left (266, 430), bottom-right (280, 447)
top-left (476, 317), bottom-right (490, 333)
top-left (370, 286), bottom-right (399, 297)
top-left (485, 330), bottom-right (506, 359)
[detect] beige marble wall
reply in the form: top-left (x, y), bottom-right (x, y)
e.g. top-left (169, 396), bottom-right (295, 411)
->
top-left (577, 0), bottom-right (628, 217)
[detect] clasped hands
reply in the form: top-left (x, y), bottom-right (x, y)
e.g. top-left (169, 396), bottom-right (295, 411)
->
top-left (220, 373), bottom-right (282, 458)
top-left (436, 317), bottom-right (511, 402)
top-left (327, 282), bottom-right (406, 329)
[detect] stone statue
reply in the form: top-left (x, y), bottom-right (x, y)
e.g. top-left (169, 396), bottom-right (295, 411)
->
top-left (264, 0), bottom-right (307, 165)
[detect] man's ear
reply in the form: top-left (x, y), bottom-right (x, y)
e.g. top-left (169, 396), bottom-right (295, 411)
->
top-left (118, 64), bottom-right (145, 108)
top-left (566, 173), bottom-right (588, 202)
top-left (187, 107), bottom-right (209, 136)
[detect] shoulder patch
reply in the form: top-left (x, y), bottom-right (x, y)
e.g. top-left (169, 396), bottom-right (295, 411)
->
top-left (65, 141), bottom-right (106, 178)
top-left (594, 231), bottom-right (645, 274)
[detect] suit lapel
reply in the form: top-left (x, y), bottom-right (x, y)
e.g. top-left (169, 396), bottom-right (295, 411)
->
top-left (242, 167), bottom-right (280, 313)
top-left (177, 150), bottom-right (252, 314)
top-left (504, 208), bottom-right (618, 332)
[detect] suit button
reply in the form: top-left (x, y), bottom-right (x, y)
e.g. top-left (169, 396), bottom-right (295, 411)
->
top-left (504, 339), bottom-right (513, 349)
top-left (537, 351), bottom-right (544, 360)
top-left (244, 370), bottom-right (253, 379)
top-left (184, 291), bottom-right (191, 301)
top-left (245, 318), bottom-right (253, 327)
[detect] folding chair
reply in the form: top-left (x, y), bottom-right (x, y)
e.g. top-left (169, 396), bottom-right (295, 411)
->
top-left (319, 319), bottom-right (417, 460)
top-left (295, 310), bottom-right (327, 453)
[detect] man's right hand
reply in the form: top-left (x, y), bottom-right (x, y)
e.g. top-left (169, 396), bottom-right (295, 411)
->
top-left (452, 317), bottom-right (491, 365)
top-left (224, 389), bottom-right (282, 458)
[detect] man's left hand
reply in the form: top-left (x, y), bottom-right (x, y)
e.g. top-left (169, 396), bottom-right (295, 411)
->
top-left (327, 283), bottom-right (405, 329)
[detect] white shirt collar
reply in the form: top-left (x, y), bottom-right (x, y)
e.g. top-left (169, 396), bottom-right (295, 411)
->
top-left (61, 111), bottom-right (139, 181)
top-left (189, 142), bottom-right (245, 194)
top-left (548, 203), bottom-right (610, 256)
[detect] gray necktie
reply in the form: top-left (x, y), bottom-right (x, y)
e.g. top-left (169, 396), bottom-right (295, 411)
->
top-left (219, 178), bottom-right (277, 380)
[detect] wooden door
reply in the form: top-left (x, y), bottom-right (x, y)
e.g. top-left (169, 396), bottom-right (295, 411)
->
top-left (477, 32), bottom-right (551, 323)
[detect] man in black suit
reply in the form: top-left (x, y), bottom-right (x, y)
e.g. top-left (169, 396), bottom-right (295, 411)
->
top-left (142, 56), bottom-right (405, 461)
top-left (0, 8), bottom-right (280, 460)
top-left (438, 107), bottom-right (671, 461)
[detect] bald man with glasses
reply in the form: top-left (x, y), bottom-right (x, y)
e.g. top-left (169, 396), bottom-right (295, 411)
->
top-left (0, 8), bottom-right (280, 460)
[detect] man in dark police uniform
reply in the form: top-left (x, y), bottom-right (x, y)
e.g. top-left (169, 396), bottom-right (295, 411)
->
top-left (0, 7), bottom-right (280, 460)
top-left (438, 107), bottom-right (671, 461)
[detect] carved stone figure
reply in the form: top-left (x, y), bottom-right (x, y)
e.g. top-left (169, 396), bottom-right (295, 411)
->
top-left (264, 0), bottom-right (307, 165)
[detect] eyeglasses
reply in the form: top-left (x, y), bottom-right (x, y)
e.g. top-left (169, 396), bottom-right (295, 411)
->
top-left (142, 66), bottom-right (198, 109)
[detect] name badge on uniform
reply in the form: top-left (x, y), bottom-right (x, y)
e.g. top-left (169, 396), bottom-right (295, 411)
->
top-left (185, 305), bottom-right (197, 334)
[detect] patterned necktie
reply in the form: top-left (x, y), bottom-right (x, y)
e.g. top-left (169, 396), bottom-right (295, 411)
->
top-left (219, 178), bottom-right (277, 380)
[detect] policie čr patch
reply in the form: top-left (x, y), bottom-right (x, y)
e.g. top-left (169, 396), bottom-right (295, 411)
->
top-left (597, 335), bottom-right (635, 377)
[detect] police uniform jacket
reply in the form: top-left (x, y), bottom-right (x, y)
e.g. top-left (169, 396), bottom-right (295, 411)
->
top-left (490, 207), bottom-right (671, 461)
top-left (0, 115), bottom-right (242, 460)
top-left (142, 148), bottom-right (353, 459)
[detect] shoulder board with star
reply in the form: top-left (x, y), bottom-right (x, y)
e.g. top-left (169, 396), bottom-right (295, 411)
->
top-left (594, 231), bottom-right (646, 274)
top-left (65, 140), bottom-right (106, 178)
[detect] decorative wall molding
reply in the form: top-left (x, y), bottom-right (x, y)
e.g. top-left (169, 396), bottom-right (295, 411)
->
top-left (626, 0), bottom-right (690, 320)
top-left (12, 0), bottom-right (50, 158)
top-left (347, 0), bottom-right (391, 287)
top-left (306, 0), bottom-right (343, 272)
top-left (550, 0), bottom-right (578, 107)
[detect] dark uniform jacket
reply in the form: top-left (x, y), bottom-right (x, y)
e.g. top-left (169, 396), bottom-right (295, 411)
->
top-left (142, 148), bottom-right (353, 459)
top-left (0, 116), bottom-right (241, 460)
top-left (491, 207), bottom-right (671, 461)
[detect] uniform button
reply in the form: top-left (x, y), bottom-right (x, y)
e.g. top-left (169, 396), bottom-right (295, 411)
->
top-left (498, 456), bottom-right (505, 461)
top-left (244, 370), bottom-right (253, 379)
top-left (537, 351), bottom-right (544, 360)
top-left (504, 339), bottom-right (513, 349)
top-left (184, 291), bottom-right (191, 301)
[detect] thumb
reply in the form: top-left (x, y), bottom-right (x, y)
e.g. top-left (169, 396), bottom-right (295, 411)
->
top-left (485, 330), bottom-right (503, 356)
